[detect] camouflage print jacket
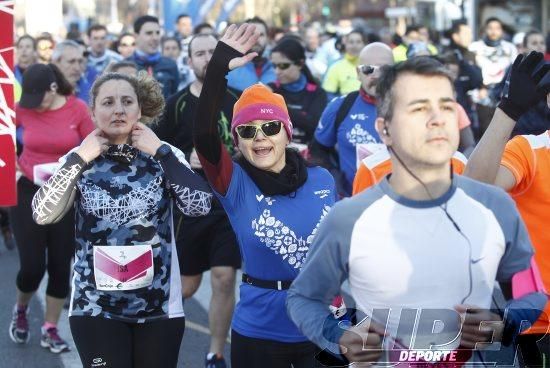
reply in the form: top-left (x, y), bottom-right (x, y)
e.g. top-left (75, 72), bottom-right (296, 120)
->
top-left (32, 143), bottom-right (212, 322)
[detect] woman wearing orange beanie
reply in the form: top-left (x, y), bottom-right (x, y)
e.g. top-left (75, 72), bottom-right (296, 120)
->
top-left (193, 24), bottom-right (336, 367)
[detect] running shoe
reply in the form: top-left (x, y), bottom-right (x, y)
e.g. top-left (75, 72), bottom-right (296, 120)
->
top-left (9, 305), bottom-right (29, 344)
top-left (40, 326), bottom-right (70, 353)
top-left (205, 353), bottom-right (227, 368)
top-left (2, 228), bottom-right (15, 250)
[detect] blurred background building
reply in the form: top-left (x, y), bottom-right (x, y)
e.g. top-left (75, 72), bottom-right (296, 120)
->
top-left (14, 0), bottom-right (549, 39)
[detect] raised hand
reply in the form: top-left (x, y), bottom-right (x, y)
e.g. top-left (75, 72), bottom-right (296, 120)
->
top-left (220, 23), bottom-right (261, 70)
top-left (131, 122), bottom-right (163, 156)
top-left (76, 128), bottom-right (109, 163)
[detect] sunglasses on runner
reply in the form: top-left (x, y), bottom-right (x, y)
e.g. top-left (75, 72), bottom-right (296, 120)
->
top-left (358, 64), bottom-right (380, 75)
top-left (235, 120), bottom-right (283, 140)
top-left (273, 62), bottom-right (296, 70)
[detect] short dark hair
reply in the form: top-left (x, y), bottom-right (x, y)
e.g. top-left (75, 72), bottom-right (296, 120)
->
top-left (161, 36), bottom-right (181, 50)
top-left (134, 15), bottom-right (159, 34)
top-left (346, 28), bottom-right (367, 44)
top-left (450, 20), bottom-right (468, 36)
top-left (405, 24), bottom-right (421, 36)
top-left (16, 35), bottom-right (36, 50)
top-left (376, 57), bottom-right (454, 121)
top-left (245, 17), bottom-right (268, 34)
top-left (193, 22), bottom-right (215, 35)
top-left (176, 14), bottom-right (190, 23)
top-left (523, 29), bottom-right (543, 47)
top-left (485, 17), bottom-right (502, 27)
top-left (87, 24), bottom-right (107, 38)
top-left (188, 33), bottom-right (219, 57)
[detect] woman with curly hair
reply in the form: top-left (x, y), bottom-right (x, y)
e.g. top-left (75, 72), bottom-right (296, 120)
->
top-left (31, 71), bottom-right (213, 368)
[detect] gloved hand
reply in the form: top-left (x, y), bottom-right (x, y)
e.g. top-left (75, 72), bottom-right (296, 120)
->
top-left (498, 51), bottom-right (548, 121)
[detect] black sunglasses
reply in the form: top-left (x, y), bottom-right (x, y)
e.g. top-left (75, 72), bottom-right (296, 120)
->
top-left (236, 121), bottom-right (283, 140)
top-left (273, 62), bottom-right (296, 70)
top-left (358, 64), bottom-right (380, 75)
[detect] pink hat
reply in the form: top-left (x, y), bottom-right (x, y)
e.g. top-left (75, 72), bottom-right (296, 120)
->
top-left (231, 84), bottom-right (293, 144)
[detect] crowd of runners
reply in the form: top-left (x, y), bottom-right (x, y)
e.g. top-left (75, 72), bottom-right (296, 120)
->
top-left (1, 10), bottom-right (550, 368)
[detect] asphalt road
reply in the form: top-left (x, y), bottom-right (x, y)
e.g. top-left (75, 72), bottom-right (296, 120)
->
top-left (0, 236), bottom-right (232, 368)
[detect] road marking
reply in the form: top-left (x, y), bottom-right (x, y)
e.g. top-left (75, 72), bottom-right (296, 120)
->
top-left (185, 320), bottom-right (231, 344)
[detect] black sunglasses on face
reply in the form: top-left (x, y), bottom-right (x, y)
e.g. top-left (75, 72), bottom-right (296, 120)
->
top-left (358, 64), bottom-right (380, 75)
top-left (236, 121), bottom-right (283, 140)
top-left (273, 62), bottom-right (296, 70)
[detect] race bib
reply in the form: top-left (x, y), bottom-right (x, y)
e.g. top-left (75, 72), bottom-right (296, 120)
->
top-left (93, 244), bottom-right (154, 291)
top-left (356, 143), bottom-right (385, 168)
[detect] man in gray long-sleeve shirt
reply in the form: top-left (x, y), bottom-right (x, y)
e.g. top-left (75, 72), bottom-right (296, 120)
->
top-left (286, 56), bottom-right (547, 366)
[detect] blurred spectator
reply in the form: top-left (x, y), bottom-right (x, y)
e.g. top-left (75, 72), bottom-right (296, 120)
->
top-left (173, 14), bottom-right (193, 69)
top-left (15, 35), bottom-right (37, 84)
top-left (447, 20), bottom-right (476, 63)
top-left (162, 36), bottom-right (182, 61)
top-left (469, 17), bottom-right (517, 137)
top-left (104, 60), bottom-right (138, 76)
top-left (304, 27), bottom-right (328, 80)
top-left (418, 25), bottom-right (439, 54)
top-left (87, 24), bottom-right (123, 75)
top-left (52, 40), bottom-right (95, 103)
top-left (127, 15), bottom-right (179, 98)
top-left (393, 25), bottom-right (437, 62)
top-left (546, 32), bottom-right (550, 60)
top-left (66, 22), bottom-right (82, 42)
top-left (162, 36), bottom-right (195, 90)
top-left (322, 29), bottom-right (366, 99)
top-left (193, 22), bottom-right (215, 36)
top-left (116, 33), bottom-right (136, 58)
top-left (174, 13), bottom-right (193, 41)
top-left (36, 35), bottom-right (54, 64)
top-left (226, 17), bottom-right (276, 92)
top-left (523, 30), bottom-right (547, 54)
top-left (268, 37), bottom-right (327, 145)
top-left (469, 17), bottom-right (517, 87)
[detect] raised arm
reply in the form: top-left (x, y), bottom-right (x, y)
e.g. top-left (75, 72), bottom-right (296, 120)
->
top-left (32, 129), bottom-right (108, 225)
top-left (464, 52), bottom-right (548, 189)
top-left (192, 23), bottom-right (258, 195)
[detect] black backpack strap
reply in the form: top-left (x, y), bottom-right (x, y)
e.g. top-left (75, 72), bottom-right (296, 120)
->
top-left (334, 90), bottom-right (360, 132)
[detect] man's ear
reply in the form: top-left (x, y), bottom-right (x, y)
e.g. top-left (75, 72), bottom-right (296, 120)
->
top-left (375, 117), bottom-right (392, 146)
top-left (50, 82), bottom-right (58, 92)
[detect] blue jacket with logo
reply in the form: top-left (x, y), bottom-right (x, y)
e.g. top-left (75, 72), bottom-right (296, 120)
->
top-left (314, 93), bottom-right (381, 194)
